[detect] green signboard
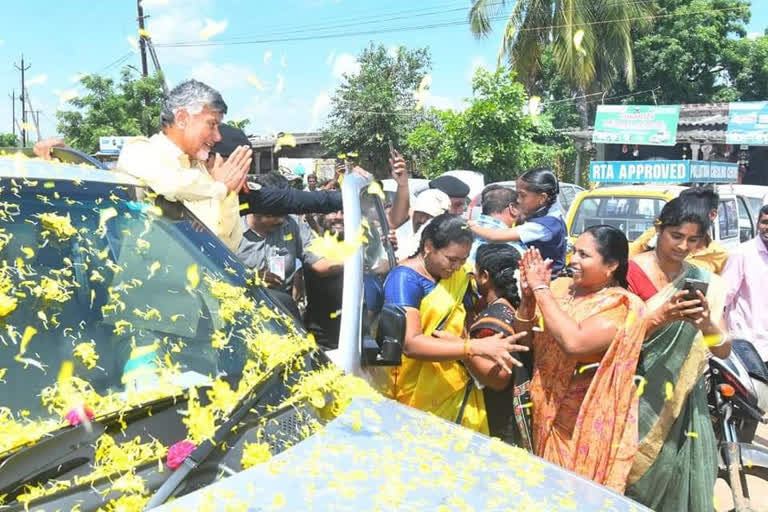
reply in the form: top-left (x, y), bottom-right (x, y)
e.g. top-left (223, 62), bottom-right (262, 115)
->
top-left (592, 105), bottom-right (680, 146)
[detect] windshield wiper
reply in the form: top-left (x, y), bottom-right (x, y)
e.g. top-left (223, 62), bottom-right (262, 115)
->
top-left (0, 392), bottom-right (193, 500)
top-left (143, 366), bottom-right (284, 510)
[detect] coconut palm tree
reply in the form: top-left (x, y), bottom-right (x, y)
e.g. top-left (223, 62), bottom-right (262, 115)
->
top-left (469, 0), bottom-right (654, 127)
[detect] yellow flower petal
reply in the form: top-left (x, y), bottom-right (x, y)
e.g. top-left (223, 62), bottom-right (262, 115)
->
top-left (148, 261), bottom-right (161, 279)
top-left (186, 264), bottom-right (200, 289)
top-left (241, 441), bottom-right (272, 469)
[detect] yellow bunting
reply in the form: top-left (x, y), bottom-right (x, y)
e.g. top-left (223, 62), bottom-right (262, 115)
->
top-left (685, 431), bottom-right (698, 438)
top-left (337, 153), bottom-right (347, 160)
top-left (0, 368), bottom-right (6, 382)
top-left (20, 246), bottom-right (34, 259)
top-left (239, 203), bottom-right (249, 211)
top-left (138, 28), bottom-right (150, 38)
top-left (329, 309), bottom-right (341, 319)
top-left (283, 233), bottom-right (293, 241)
top-left (347, 151), bottom-right (359, 158)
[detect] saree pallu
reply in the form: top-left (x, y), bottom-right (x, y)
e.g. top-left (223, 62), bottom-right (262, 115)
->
top-left (380, 266), bottom-right (489, 434)
top-left (530, 279), bottom-right (647, 492)
top-left (626, 264), bottom-right (726, 512)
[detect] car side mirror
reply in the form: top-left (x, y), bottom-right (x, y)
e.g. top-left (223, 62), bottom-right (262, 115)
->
top-left (361, 304), bottom-right (405, 366)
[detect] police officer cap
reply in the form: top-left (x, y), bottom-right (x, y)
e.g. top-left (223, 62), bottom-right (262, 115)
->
top-left (429, 175), bottom-right (469, 199)
top-left (212, 123), bottom-right (252, 158)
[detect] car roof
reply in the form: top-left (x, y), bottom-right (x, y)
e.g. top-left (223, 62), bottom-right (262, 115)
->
top-left (0, 154), bottom-right (140, 186)
top-left (717, 183), bottom-right (768, 199)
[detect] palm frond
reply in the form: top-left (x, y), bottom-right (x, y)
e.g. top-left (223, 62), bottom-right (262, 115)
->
top-left (469, 0), bottom-right (507, 38)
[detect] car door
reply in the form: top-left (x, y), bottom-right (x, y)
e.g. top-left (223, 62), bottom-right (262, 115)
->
top-left (737, 196), bottom-right (756, 243)
top-left (716, 197), bottom-right (741, 250)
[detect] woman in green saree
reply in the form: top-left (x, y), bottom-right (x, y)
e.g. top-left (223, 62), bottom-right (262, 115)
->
top-left (625, 197), bottom-right (731, 511)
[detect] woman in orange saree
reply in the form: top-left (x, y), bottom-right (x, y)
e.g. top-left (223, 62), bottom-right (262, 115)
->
top-left (513, 226), bottom-right (647, 492)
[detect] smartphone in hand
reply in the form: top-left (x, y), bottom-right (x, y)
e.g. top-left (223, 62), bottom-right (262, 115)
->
top-left (681, 278), bottom-right (708, 302)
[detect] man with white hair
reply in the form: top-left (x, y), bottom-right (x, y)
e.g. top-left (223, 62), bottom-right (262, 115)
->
top-left (117, 79), bottom-right (251, 251)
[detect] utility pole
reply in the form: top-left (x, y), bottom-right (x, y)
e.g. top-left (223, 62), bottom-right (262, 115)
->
top-left (14, 55), bottom-right (31, 146)
top-left (136, 0), bottom-right (149, 77)
top-left (24, 88), bottom-right (41, 142)
top-left (9, 90), bottom-right (15, 138)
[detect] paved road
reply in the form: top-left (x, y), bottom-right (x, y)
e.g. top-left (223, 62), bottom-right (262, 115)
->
top-left (715, 423), bottom-right (768, 511)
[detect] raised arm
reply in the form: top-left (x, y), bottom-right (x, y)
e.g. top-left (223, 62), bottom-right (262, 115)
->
top-left (522, 248), bottom-right (618, 358)
top-left (386, 151), bottom-right (410, 229)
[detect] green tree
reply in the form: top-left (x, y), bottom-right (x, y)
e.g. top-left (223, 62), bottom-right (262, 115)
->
top-left (0, 133), bottom-right (19, 147)
top-left (322, 43), bottom-right (431, 177)
top-left (609, 0), bottom-right (751, 104)
top-left (469, 0), bottom-right (653, 127)
top-left (723, 34), bottom-right (768, 102)
top-left (227, 119), bottom-right (251, 131)
top-left (406, 68), bottom-right (575, 182)
top-left (56, 69), bottom-right (166, 154)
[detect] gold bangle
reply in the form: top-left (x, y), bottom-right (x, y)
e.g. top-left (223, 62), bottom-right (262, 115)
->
top-left (463, 338), bottom-right (473, 358)
top-left (515, 311), bottom-right (536, 323)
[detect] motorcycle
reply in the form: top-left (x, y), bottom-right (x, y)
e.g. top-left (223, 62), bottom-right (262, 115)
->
top-left (709, 339), bottom-right (768, 511)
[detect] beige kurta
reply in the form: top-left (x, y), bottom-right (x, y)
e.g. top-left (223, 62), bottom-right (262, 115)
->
top-left (116, 132), bottom-right (242, 251)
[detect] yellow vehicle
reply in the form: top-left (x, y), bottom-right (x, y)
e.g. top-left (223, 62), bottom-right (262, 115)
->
top-left (565, 184), bottom-right (747, 252)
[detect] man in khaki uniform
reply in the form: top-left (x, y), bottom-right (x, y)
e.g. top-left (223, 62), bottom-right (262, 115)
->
top-left (117, 79), bottom-right (252, 251)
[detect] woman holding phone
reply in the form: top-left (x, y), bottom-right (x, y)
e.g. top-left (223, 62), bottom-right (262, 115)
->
top-left (625, 197), bottom-right (730, 512)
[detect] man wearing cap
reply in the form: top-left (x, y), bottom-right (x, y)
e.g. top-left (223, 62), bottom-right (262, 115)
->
top-left (206, 124), bottom-right (345, 219)
top-left (429, 175), bottom-right (470, 216)
top-left (394, 188), bottom-right (451, 261)
top-left (467, 185), bottom-right (525, 265)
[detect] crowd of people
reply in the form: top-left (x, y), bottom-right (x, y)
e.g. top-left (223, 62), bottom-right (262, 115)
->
top-left (34, 78), bottom-right (768, 510)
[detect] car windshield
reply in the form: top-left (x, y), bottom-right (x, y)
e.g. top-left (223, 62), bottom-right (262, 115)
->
top-left (0, 176), bottom-right (304, 455)
top-left (571, 195), bottom-right (666, 240)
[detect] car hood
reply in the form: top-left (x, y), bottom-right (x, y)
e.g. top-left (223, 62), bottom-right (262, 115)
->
top-left (152, 398), bottom-right (648, 511)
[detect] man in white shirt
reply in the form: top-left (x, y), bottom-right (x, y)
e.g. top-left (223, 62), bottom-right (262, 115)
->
top-left (394, 188), bottom-right (451, 261)
top-left (117, 79), bottom-right (252, 251)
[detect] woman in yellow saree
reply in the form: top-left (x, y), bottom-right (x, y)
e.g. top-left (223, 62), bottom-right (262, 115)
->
top-left (381, 214), bottom-right (529, 433)
top-left (514, 226), bottom-right (647, 492)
